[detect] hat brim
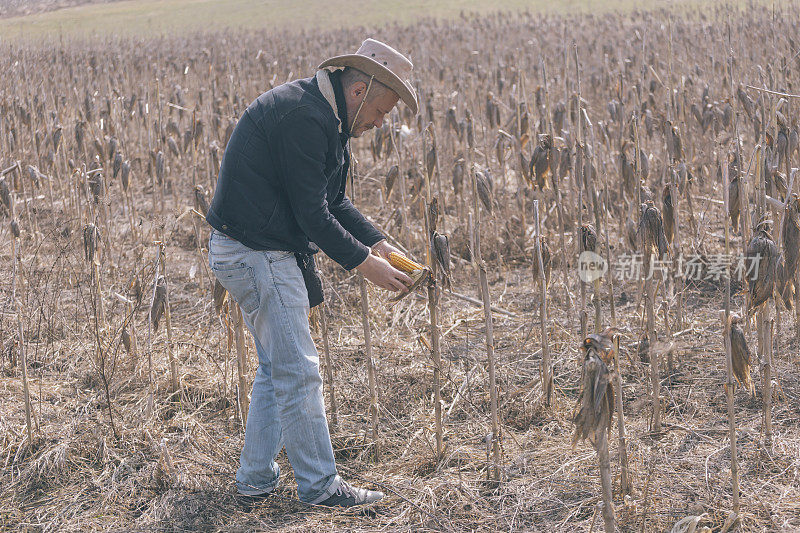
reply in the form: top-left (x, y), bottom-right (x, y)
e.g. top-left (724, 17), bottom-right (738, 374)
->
top-left (318, 54), bottom-right (418, 115)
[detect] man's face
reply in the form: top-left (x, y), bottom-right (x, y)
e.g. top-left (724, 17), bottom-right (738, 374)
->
top-left (345, 82), bottom-right (400, 138)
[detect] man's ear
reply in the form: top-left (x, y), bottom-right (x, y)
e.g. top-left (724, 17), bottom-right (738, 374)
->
top-left (350, 81), bottom-right (367, 99)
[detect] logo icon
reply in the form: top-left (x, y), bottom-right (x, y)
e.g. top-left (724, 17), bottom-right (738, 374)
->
top-left (578, 251), bottom-right (608, 283)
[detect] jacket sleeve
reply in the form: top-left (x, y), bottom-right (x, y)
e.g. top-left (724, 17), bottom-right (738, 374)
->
top-left (274, 107), bottom-right (370, 270)
top-left (330, 193), bottom-right (386, 248)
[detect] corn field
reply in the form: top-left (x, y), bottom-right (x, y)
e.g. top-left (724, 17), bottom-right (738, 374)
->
top-left (2, 2), bottom-right (800, 531)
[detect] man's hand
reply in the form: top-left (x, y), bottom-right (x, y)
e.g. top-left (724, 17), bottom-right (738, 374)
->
top-left (370, 239), bottom-right (404, 260)
top-left (356, 253), bottom-right (413, 292)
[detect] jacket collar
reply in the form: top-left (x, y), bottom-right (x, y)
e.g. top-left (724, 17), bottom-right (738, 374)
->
top-left (329, 70), bottom-right (350, 143)
top-left (315, 69), bottom-right (351, 146)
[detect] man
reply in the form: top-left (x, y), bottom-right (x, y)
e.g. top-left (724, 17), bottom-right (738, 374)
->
top-left (205, 39), bottom-right (418, 507)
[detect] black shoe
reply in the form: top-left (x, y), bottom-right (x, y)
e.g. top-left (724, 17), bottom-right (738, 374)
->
top-left (315, 480), bottom-right (384, 507)
top-left (236, 489), bottom-right (274, 511)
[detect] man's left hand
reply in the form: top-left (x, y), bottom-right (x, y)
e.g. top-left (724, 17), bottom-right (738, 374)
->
top-left (371, 240), bottom-right (403, 260)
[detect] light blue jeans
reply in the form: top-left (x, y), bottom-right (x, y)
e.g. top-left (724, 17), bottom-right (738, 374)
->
top-left (208, 229), bottom-right (341, 503)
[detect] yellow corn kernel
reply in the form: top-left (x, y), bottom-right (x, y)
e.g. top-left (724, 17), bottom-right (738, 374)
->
top-left (388, 252), bottom-right (424, 273)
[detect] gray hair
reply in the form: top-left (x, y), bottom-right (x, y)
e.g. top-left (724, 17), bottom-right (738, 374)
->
top-left (340, 67), bottom-right (390, 100)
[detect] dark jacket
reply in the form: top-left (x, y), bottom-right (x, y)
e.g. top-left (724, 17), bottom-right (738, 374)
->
top-left (205, 72), bottom-right (384, 271)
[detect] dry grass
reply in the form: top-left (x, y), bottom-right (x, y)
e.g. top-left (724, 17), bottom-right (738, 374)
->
top-left (4, 270), bottom-right (799, 531)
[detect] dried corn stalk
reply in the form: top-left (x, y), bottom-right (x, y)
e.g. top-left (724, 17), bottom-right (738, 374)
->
top-left (580, 223), bottom-right (597, 253)
top-left (445, 106), bottom-right (458, 136)
top-left (474, 168), bottom-right (493, 213)
top-left (122, 327), bottom-right (133, 356)
top-left (83, 223), bottom-right (100, 263)
top-left (121, 160), bottom-right (131, 191)
top-left (533, 201), bottom-right (553, 404)
top-left (425, 144), bottom-right (436, 180)
top-left (530, 133), bottom-right (553, 190)
top-left (781, 194), bottom-right (800, 279)
top-left (638, 201), bottom-right (670, 258)
top-left (432, 232), bottom-right (451, 289)
top-left (619, 150), bottom-right (635, 200)
top-left (156, 151), bottom-right (165, 184)
top-left (452, 155), bottom-right (465, 197)
top-left (113, 152), bottom-right (123, 178)
top-left (776, 257), bottom-right (795, 310)
top-left (385, 164), bottom-right (398, 200)
top-left (746, 221), bottom-right (779, 314)
top-left (663, 184), bottom-right (675, 245)
top-left (728, 173), bottom-right (741, 232)
top-left (531, 235), bottom-right (551, 287)
top-left (193, 185), bottom-right (210, 216)
top-left (573, 327), bottom-right (617, 532)
top-left (0, 177), bottom-right (11, 216)
top-left (88, 172), bottom-right (104, 204)
top-left (150, 275), bottom-right (167, 332)
top-left (573, 330), bottom-right (616, 445)
top-left (428, 197), bottom-right (439, 232)
top-left (729, 316), bottom-right (755, 395)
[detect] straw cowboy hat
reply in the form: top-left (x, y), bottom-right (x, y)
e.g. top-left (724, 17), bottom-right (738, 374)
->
top-left (318, 38), bottom-right (419, 115)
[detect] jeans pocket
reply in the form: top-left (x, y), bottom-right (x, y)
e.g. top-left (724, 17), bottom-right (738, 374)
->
top-left (211, 261), bottom-right (260, 313)
top-left (268, 254), bottom-right (309, 309)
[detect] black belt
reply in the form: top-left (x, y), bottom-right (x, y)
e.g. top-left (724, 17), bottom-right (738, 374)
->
top-left (294, 252), bottom-right (324, 308)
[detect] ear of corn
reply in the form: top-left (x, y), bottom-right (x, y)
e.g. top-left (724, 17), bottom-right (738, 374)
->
top-left (746, 226), bottom-right (780, 314)
top-left (150, 276), bottom-right (167, 331)
top-left (573, 327), bottom-right (620, 447)
top-left (729, 320), bottom-right (755, 396)
top-left (387, 252), bottom-right (431, 303)
top-left (638, 201), bottom-right (669, 257)
top-left (0, 177), bottom-right (11, 214)
top-left (385, 165), bottom-right (398, 199)
top-left (425, 146), bottom-right (436, 179)
top-left (388, 251), bottom-right (425, 273)
top-left (428, 197), bottom-right (439, 233)
top-left (573, 346), bottom-right (614, 447)
top-left (122, 328), bottom-right (132, 355)
top-left (580, 223), bottom-right (597, 253)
